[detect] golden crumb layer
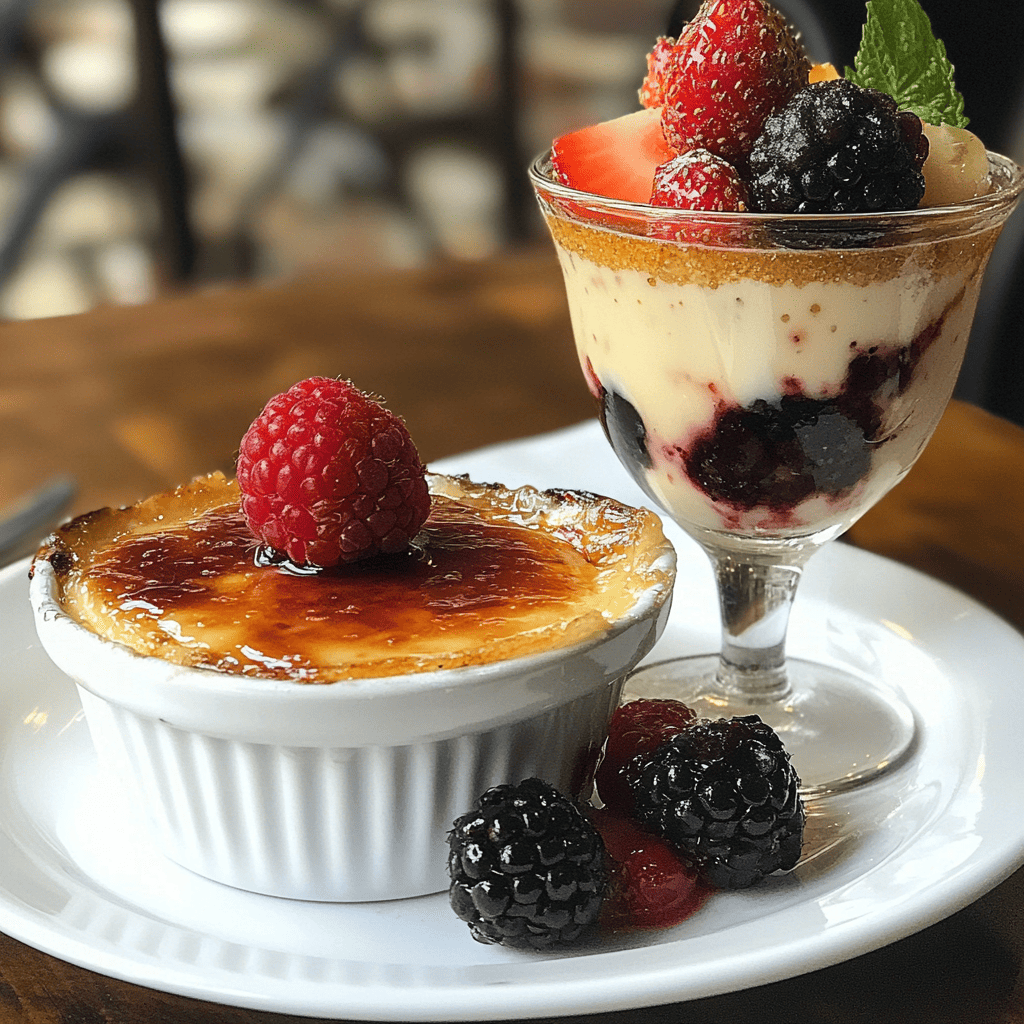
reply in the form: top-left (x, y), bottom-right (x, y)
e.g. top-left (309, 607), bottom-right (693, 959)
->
top-left (544, 213), bottom-right (1001, 289)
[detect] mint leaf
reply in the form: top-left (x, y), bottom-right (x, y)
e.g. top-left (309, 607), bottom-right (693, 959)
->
top-left (845, 0), bottom-right (967, 128)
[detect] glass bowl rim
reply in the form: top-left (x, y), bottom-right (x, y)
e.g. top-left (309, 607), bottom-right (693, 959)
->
top-left (527, 148), bottom-right (1024, 229)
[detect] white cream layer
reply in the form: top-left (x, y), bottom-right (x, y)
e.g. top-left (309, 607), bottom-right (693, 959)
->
top-left (556, 247), bottom-right (979, 538)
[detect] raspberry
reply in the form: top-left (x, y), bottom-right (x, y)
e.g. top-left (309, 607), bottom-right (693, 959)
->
top-left (659, 0), bottom-right (809, 166)
top-left (650, 150), bottom-right (749, 212)
top-left (649, 149), bottom-right (750, 244)
top-left (236, 376), bottom-right (431, 568)
top-left (748, 79), bottom-right (929, 215)
top-left (447, 779), bottom-right (606, 950)
top-left (632, 716), bottom-right (805, 889)
top-left (595, 698), bottom-right (697, 814)
top-left (590, 809), bottom-right (710, 931)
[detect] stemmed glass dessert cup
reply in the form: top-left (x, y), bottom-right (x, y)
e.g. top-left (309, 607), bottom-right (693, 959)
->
top-left (530, 149), bottom-right (1024, 796)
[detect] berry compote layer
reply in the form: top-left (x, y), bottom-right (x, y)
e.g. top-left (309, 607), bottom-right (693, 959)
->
top-left (545, 208), bottom-right (1003, 542)
top-left (43, 471), bottom-right (671, 682)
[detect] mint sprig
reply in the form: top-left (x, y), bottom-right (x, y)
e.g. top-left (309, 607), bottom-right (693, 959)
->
top-left (845, 0), bottom-right (968, 128)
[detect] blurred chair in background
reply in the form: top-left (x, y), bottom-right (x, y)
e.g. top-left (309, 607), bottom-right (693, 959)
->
top-left (0, 0), bottom-right (535, 314)
top-left (218, 0), bottom-right (530, 278)
top-left (0, 0), bottom-right (193, 314)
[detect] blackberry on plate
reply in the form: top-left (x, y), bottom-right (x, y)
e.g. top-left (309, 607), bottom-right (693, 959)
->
top-left (748, 78), bottom-right (928, 218)
top-left (448, 778), bottom-right (606, 950)
top-left (631, 716), bottom-right (804, 889)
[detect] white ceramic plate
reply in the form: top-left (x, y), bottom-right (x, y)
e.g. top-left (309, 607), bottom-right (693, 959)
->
top-left (3, 421), bottom-right (1024, 1021)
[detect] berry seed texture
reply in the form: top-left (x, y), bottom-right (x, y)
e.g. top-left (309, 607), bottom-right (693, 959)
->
top-left (236, 376), bottom-right (431, 568)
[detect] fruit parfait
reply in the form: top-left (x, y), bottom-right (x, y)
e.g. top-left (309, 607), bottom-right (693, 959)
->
top-left (30, 377), bottom-right (675, 901)
top-left (529, 0), bottom-right (1023, 793)
top-left (534, 0), bottom-right (1017, 546)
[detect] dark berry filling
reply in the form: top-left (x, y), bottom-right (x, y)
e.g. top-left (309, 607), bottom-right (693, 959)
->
top-left (681, 396), bottom-right (871, 510)
top-left (589, 378), bottom-right (660, 503)
top-left (586, 294), bottom-right (957, 518)
top-left (601, 388), bottom-right (651, 472)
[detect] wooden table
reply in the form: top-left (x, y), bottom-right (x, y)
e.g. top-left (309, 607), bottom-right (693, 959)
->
top-left (2, 248), bottom-right (1023, 1023)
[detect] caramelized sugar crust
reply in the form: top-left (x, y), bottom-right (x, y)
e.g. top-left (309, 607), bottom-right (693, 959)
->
top-left (40, 473), bottom-right (671, 683)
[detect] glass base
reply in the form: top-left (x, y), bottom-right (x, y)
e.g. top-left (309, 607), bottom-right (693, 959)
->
top-left (624, 655), bottom-right (917, 797)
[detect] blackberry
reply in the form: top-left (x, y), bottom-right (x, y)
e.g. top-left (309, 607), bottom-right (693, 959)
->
top-left (631, 716), bottom-right (804, 889)
top-left (447, 778), bottom-right (606, 949)
top-left (685, 395), bottom-right (871, 511)
top-left (595, 385), bottom-right (661, 506)
top-left (600, 388), bottom-right (651, 473)
top-left (748, 79), bottom-right (928, 217)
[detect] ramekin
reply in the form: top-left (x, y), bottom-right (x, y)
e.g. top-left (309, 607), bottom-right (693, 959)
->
top-left (29, 530), bottom-right (674, 902)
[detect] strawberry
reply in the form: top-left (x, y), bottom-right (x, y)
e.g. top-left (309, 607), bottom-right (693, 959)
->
top-left (659, 0), bottom-right (809, 165)
top-left (650, 149), bottom-right (749, 211)
top-left (639, 36), bottom-right (686, 109)
top-left (551, 108), bottom-right (675, 204)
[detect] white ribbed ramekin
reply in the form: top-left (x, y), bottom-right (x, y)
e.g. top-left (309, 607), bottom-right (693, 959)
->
top-left (29, 541), bottom-right (674, 902)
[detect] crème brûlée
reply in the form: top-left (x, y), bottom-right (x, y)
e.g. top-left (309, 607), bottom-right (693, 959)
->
top-left (41, 470), bottom-right (673, 683)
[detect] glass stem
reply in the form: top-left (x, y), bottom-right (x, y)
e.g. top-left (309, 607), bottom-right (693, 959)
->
top-left (702, 545), bottom-right (809, 704)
